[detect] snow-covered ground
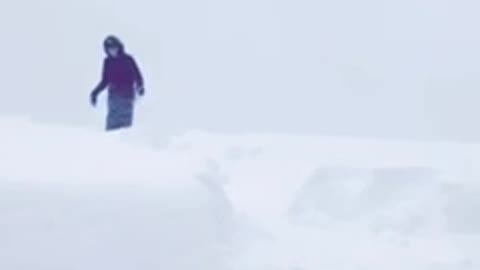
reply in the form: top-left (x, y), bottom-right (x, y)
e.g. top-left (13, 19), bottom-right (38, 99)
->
top-left (1, 0), bottom-right (480, 269)
top-left (1, 117), bottom-right (480, 270)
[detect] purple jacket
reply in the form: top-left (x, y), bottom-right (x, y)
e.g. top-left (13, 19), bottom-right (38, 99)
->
top-left (92, 37), bottom-right (144, 98)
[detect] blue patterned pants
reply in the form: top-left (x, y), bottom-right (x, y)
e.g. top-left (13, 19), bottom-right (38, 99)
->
top-left (106, 94), bottom-right (134, 131)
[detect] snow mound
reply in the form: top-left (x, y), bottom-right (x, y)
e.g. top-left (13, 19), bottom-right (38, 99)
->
top-left (2, 122), bottom-right (480, 270)
top-left (0, 117), bottom-right (234, 270)
top-left (169, 132), bottom-right (480, 270)
top-left (291, 167), bottom-right (445, 233)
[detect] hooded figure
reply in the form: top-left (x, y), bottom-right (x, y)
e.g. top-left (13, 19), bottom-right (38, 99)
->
top-left (90, 36), bottom-right (145, 131)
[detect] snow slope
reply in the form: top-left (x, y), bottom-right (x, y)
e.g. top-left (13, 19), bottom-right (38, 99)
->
top-left (2, 118), bottom-right (480, 269)
top-left (170, 132), bottom-right (480, 269)
top-left (0, 117), bottom-right (235, 270)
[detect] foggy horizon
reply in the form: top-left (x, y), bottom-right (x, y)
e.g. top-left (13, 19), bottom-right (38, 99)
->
top-left (0, 0), bottom-right (479, 141)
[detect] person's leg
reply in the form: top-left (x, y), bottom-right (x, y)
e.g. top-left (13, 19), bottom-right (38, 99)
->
top-left (106, 94), bottom-right (119, 131)
top-left (106, 94), bottom-right (134, 131)
top-left (119, 97), bottom-right (134, 128)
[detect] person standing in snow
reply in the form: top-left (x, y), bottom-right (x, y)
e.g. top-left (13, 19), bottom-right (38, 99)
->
top-left (90, 36), bottom-right (145, 131)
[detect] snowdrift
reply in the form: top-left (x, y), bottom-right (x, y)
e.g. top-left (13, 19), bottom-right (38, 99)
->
top-left (0, 117), bottom-right (234, 270)
top-left (171, 132), bottom-right (480, 270)
top-left (2, 118), bottom-right (480, 270)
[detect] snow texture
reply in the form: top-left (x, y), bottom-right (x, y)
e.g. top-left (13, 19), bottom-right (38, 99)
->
top-left (1, 118), bottom-right (480, 270)
top-left (1, 0), bottom-right (480, 268)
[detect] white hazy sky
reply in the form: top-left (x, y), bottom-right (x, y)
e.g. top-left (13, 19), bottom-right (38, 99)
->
top-left (1, 0), bottom-right (479, 140)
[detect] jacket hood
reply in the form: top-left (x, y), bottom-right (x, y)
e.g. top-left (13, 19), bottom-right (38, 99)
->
top-left (104, 35), bottom-right (125, 55)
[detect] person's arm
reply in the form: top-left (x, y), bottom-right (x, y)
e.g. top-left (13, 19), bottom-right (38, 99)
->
top-left (90, 59), bottom-right (108, 106)
top-left (92, 59), bottom-right (108, 96)
top-left (129, 56), bottom-right (145, 95)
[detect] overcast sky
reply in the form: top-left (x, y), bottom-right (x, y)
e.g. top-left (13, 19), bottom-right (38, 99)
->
top-left (1, 0), bottom-right (479, 141)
